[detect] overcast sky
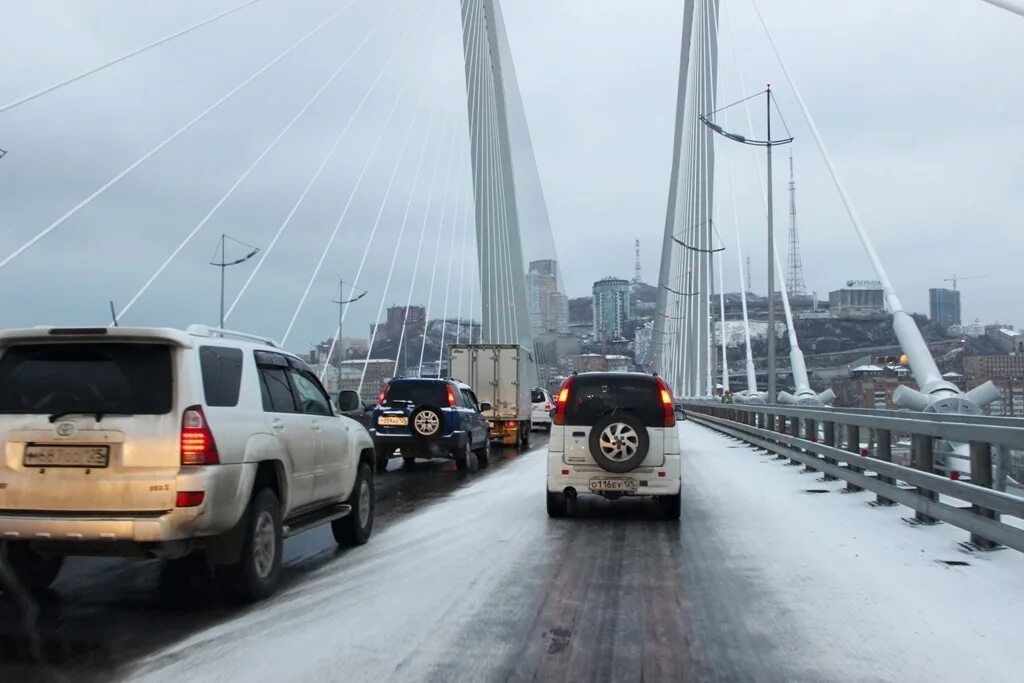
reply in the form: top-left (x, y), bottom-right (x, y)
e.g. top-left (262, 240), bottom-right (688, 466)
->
top-left (0, 0), bottom-right (1021, 354)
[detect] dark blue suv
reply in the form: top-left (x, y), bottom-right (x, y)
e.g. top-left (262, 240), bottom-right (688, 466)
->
top-left (371, 378), bottom-right (491, 473)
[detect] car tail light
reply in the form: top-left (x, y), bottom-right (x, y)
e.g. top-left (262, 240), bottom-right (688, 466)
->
top-left (545, 402), bottom-right (551, 411)
top-left (506, 421), bottom-right (517, 428)
top-left (655, 376), bottom-right (676, 428)
top-left (181, 406), bottom-right (219, 465)
top-left (377, 384), bottom-right (390, 406)
top-left (553, 375), bottom-right (575, 426)
top-left (176, 491), bottom-right (205, 507)
top-left (446, 384), bottom-right (458, 407)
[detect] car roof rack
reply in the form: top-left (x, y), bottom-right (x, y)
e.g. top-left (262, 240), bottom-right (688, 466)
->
top-left (186, 324), bottom-right (279, 348)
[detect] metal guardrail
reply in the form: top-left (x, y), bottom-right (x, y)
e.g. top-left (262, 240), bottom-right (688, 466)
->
top-left (682, 401), bottom-right (1024, 554)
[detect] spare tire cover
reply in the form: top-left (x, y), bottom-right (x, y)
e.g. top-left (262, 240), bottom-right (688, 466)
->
top-left (410, 405), bottom-right (443, 439)
top-left (588, 412), bottom-right (650, 473)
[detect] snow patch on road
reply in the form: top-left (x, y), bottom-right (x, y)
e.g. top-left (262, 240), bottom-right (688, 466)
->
top-left (680, 421), bottom-right (1024, 682)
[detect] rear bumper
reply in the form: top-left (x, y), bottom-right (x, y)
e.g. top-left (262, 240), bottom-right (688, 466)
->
top-left (371, 431), bottom-right (467, 457)
top-left (546, 457), bottom-right (681, 496)
top-left (488, 419), bottom-right (527, 445)
top-left (0, 464), bottom-right (251, 549)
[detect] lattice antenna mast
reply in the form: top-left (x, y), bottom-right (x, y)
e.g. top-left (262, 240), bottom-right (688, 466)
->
top-left (634, 239), bottom-right (642, 284)
top-left (786, 151), bottom-right (806, 296)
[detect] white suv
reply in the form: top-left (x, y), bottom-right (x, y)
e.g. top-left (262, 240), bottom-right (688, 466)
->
top-left (546, 372), bottom-right (681, 519)
top-left (0, 325), bottom-right (375, 600)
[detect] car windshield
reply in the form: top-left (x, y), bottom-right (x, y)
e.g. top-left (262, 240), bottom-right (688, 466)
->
top-left (0, 343), bottom-right (173, 416)
top-left (563, 375), bottom-right (661, 427)
top-left (383, 380), bottom-right (447, 407)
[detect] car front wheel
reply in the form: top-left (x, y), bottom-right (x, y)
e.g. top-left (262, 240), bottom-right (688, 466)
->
top-left (333, 461), bottom-right (374, 546)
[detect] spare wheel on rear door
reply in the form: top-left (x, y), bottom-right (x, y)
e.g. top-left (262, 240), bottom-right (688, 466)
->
top-left (410, 405), bottom-right (443, 439)
top-left (588, 412), bottom-right (649, 473)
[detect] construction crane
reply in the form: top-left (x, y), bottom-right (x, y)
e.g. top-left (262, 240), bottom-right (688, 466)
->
top-left (944, 274), bottom-right (987, 291)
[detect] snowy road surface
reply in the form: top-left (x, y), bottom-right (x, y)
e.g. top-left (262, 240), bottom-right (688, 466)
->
top-left (3, 424), bottom-right (1022, 682)
top-left (130, 423), bottom-right (1022, 682)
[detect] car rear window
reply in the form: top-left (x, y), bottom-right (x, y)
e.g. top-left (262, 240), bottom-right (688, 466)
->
top-left (531, 389), bottom-right (545, 403)
top-left (563, 375), bottom-right (662, 427)
top-left (0, 342), bottom-right (173, 415)
top-left (384, 380), bottom-right (447, 407)
top-left (200, 346), bottom-right (243, 407)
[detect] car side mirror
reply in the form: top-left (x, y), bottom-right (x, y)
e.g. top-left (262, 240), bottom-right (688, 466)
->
top-left (479, 401), bottom-right (492, 413)
top-left (336, 390), bottom-right (361, 412)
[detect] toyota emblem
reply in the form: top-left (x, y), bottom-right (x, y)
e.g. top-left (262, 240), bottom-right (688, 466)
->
top-left (55, 422), bottom-right (76, 437)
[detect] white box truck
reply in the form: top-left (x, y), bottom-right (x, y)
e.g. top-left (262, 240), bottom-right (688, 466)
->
top-left (449, 344), bottom-right (535, 449)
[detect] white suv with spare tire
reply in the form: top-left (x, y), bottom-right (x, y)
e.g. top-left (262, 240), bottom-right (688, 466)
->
top-left (546, 372), bottom-right (681, 519)
top-left (0, 324), bottom-right (376, 600)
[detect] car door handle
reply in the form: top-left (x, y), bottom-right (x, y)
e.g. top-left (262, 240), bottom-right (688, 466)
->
top-left (271, 419), bottom-right (285, 431)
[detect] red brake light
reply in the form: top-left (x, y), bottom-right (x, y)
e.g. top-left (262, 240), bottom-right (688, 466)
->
top-left (446, 384), bottom-right (458, 408)
top-left (545, 402), bottom-right (551, 411)
top-left (377, 383), bottom-right (390, 406)
top-left (553, 375), bottom-right (575, 426)
top-left (655, 377), bottom-right (676, 428)
top-left (181, 405), bottom-right (219, 465)
top-left (176, 491), bottom-right (205, 508)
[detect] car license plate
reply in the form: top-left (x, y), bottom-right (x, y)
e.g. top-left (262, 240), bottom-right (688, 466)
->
top-left (24, 445), bottom-right (110, 468)
top-left (378, 415), bottom-right (408, 427)
top-left (589, 478), bottom-right (638, 493)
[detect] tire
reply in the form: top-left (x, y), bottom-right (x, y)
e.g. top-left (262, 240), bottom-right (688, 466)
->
top-left (454, 441), bottom-right (479, 473)
top-left (374, 443), bottom-right (391, 473)
top-left (544, 422), bottom-right (552, 433)
top-left (546, 491), bottom-right (567, 518)
top-left (220, 488), bottom-right (282, 602)
top-left (662, 491), bottom-right (681, 520)
top-left (474, 438), bottom-right (490, 463)
top-left (588, 413), bottom-right (649, 473)
top-left (520, 425), bottom-right (530, 450)
top-left (2, 542), bottom-right (64, 592)
top-left (410, 405), bottom-right (443, 439)
top-left (402, 455), bottom-right (416, 466)
top-left (333, 461), bottom-right (374, 546)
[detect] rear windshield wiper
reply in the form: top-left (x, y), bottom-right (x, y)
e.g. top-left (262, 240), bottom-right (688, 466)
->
top-left (48, 410), bottom-right (134, 423)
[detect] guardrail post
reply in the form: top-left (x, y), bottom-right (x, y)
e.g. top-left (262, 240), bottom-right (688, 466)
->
top-left (969, 441), bottom-right (999, 549)
top-left (845, 424), bottom-right (863, 493)
top-left (803, 418), bottom-right (818, 472)
top-left (874, 428), bottom-right (896, 506)
top-left (787, 416), bottom-right (801, 465)
top-left (912, 434), bottom-right (938, 524)
top-left (822, 421), bottom-right (837, 481)
top-left (994, 445), bottom-right (1009, 493)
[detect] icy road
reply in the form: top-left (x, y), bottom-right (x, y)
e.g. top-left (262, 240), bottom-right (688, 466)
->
top-left (6, 424), bottom-right (1024, 682)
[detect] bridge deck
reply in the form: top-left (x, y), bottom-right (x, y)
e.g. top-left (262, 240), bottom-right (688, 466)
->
top-left (122, 422), bottom-right (1024, 681)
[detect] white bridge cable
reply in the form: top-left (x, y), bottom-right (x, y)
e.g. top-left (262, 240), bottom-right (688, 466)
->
top-left (394, 115), bottom-right (455, 377)
top-left (0, 0), bottom-right (266, 114)
top-left (0, 0), bottom-right (360, 273)
top-left (437, 150), bottom-right (472, 368)
top-left (224, 4), bottom-right (402, 321)
top-left (978, 0), bottom-right (1024, 18)
top-left (417, 126), bottom-right (465, 374)
top-left (356, 98), bottom-right (428, 395)
top-left (282, 0), bottom-right (433, 348)
top-left (115, 1), bottom-right (398, 323)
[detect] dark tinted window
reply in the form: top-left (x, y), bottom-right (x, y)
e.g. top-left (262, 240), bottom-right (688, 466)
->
top-left (563, 375), bottom-right (662, 427)
top-left (461, 389), bottom-right (478, 409)
top-left (531, 389), bottom-right (545, 403)
top-left (259, 366), bottom-right (298, 413)
top-left (384, 380), bottom-right (447, 407)
top-left (200, 346), bottom-right (243, 407)
top-left (0, 342), bottom-right (172, 415)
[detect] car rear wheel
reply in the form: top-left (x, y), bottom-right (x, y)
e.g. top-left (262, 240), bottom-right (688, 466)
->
top-left (520, 424), bottom-right (530, 450)
top-left (2, 542), bottom-right (64, 593)
top-left (219, 488), bottom-right (282, 602)
top-left (333, 462), bottom-right (374, 546)
top-left (374, 444), bottom-right (391, 473)
top-left (455, 441), bottom-right (479, 473)
top-left (662, 491), bottom-right (681, 520)
top-left (546, 491), bottom-right (567, 518)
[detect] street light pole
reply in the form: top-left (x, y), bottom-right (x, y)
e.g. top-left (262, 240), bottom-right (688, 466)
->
top-left (209, 233), bottom-right (259, 328)
top-left (332, 280), bottom-right (367, 367)
top-left (765, 86), bottom-right (776, 404)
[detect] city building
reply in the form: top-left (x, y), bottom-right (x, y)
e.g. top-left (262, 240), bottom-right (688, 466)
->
top-left (372, 305), bottom-right (426, 340)
top-left (526, 259), bottom-right (569, 335)
top-left (828, 280), bottom-right (885, 318)
top-left (574, 354), bottom-right (608, 373)
top-left (592, 277), bottom-right (632, 338)
top-left (337, 359), bottom-right (394, 403)
top-left (606, 355), bottom-right (634, 372)
top-left (929, 288), bottom-right (961, 330)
